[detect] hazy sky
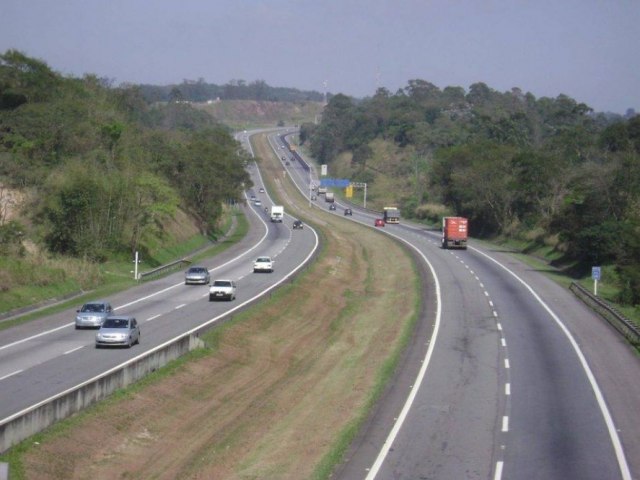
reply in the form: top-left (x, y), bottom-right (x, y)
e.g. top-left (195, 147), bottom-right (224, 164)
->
top-left (1, 0), bottom-right (638, 113)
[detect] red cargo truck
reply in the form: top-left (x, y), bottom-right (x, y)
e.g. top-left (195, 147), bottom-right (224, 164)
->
top-left (442, 217), bottom-right (468, 249)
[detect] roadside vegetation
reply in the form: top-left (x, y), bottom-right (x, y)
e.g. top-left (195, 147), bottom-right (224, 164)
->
top-left (301, 81), bottom-right (640, 321)
top-left (0, 50), bottom-right (253, 315)
top-left (2, 132), bottom-right (421, 480)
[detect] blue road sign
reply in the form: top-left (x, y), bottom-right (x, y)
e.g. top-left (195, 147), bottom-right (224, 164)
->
top-left (319, 178), bottom-right (351, 188)
top-left (592, 266), bottom-right (601, 280)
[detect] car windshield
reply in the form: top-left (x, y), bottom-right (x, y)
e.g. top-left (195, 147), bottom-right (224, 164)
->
top-left (256, 257), bottom-right (271, 263)
top-left (213, 281), bottom-right (232, 287)
top-left (188, 268), bottom-right (205, 274)
top-left (102, 318), bottom-right (129, 328)
top-left (82, 304), bottom-right (104, 313)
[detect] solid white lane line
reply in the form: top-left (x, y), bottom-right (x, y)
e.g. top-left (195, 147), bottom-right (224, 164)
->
top-left (0, 370), bottom-right (23, 381)
top-left (0, 324), bottom-right (74, 352)
top-left (64, 346), bottom-right (84, 355)
top-left (365, 232), bottom-right (442, 480)
top-left (471, 246), bottom-right (632, 480)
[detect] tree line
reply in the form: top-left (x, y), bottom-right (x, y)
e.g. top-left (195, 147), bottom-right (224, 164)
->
top-left (0, 50), bottom-right (252, 263)
top-left (139, 78), bottom-right (325, 104)
top-left (301, 80), bottom-right (640, 306)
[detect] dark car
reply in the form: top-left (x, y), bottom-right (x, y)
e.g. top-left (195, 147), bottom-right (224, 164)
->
top-left (293, 220), bottom-right (303, 229)
top-left (344, 208), bottom-right (353, 216)
top-left (329, 204), bottom-right (337, 211)
top-left (375, 218), bottom-right (385, 227)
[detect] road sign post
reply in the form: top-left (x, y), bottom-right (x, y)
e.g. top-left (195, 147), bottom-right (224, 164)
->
top-left (591, 266), bottom-right (601, 296)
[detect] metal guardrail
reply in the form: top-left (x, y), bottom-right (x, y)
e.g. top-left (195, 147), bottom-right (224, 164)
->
top-left (570, 282), bottom-right (640, 346)
top-left (138, 259), bottom-right (191, 281)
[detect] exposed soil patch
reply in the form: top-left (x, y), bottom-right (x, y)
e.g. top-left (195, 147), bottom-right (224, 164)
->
top-left (19, 135), bottom-right (419, 479)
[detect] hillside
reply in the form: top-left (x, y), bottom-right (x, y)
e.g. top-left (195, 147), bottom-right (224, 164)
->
top-left (0, 50), bottom-right (251, 314)
top-left (193, 99), bottom-right (324, 129)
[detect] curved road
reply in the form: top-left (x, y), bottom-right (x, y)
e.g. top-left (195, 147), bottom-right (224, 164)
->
top-left (0, 130), bottom-right (319, 431)
top-left (276, 134), bottom-right (638, 480)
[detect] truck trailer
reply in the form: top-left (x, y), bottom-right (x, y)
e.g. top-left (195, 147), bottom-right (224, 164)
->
top-left (383, 207), bottom-right (400, 224)
top-left (442, 217), bottom-right (468, 249)
top-left (325, 192), bottom-right (335, 203)
top-left (270, 205), bottom-right (284, 223)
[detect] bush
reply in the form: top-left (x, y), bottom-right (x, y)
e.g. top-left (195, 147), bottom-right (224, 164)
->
top-left (413, 203), bottom-right (450, 223)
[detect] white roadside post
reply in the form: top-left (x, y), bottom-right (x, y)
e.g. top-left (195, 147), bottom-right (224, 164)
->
top-left (134, 251), bottom-right (140, 281)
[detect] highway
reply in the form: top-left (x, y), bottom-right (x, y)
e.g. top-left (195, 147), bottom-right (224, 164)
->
top-left (2, 130), bottom-right (639, 480)
top-left (275, 133), bottom-right (638, 480)
top-left (0, 130), bottom-right (320, 429)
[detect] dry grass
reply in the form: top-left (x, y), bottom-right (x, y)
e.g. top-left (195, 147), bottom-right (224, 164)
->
top-left (18, 134), bottom-right (419, 479)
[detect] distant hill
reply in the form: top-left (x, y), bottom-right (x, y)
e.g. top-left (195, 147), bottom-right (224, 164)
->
top-left (193, 99), bottom-right (324, 129)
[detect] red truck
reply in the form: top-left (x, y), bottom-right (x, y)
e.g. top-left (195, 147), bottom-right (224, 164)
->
top-left (442, 217), bottom-right (468, 249)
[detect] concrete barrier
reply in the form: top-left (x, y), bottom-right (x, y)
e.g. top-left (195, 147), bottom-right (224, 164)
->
top-left (0, 334), bottom-right (198, 453)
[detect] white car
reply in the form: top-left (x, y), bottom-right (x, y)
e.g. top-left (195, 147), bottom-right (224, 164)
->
top-left (253, 256), bottom-right (273, 273)
top-left (209, 279), bottom-right (237, 301)
top-left (254, 199), bottom-right (262, 206)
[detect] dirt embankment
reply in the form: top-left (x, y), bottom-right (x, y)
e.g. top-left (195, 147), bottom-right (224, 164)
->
top-left (19, 135), bottom-right (419, 479)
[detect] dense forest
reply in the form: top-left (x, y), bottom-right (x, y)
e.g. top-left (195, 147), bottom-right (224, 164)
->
top-left (0, 50), bottom-right (252, 265)
top-left (301, 80), bottom-right (640, 306)
top-left (139, 78), bottom-right (325, 104)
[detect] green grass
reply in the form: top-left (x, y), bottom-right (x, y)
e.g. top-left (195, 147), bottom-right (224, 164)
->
top-left (476, 236), bottom-right (640, 328)
top-left (310, 258), bottom-right (422, 480)
top-left (0, 211), bottom-right (248, 332)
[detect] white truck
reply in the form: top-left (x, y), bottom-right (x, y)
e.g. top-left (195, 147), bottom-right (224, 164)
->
top-left (325, 192), bottom-right (335, 203)
top-left (270, 205), bottom-right (284, 222)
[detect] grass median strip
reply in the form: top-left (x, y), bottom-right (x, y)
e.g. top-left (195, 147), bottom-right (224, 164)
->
top-left (5, 134), bottom-right (422, 479)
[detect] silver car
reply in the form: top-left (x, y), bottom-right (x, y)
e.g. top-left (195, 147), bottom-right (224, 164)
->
top-left (95, 316), bottom-right (140, 348)
top-left (75, 300), bottom-right (113, 329)
top-left (185, 266), bottom-right (210, 285)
